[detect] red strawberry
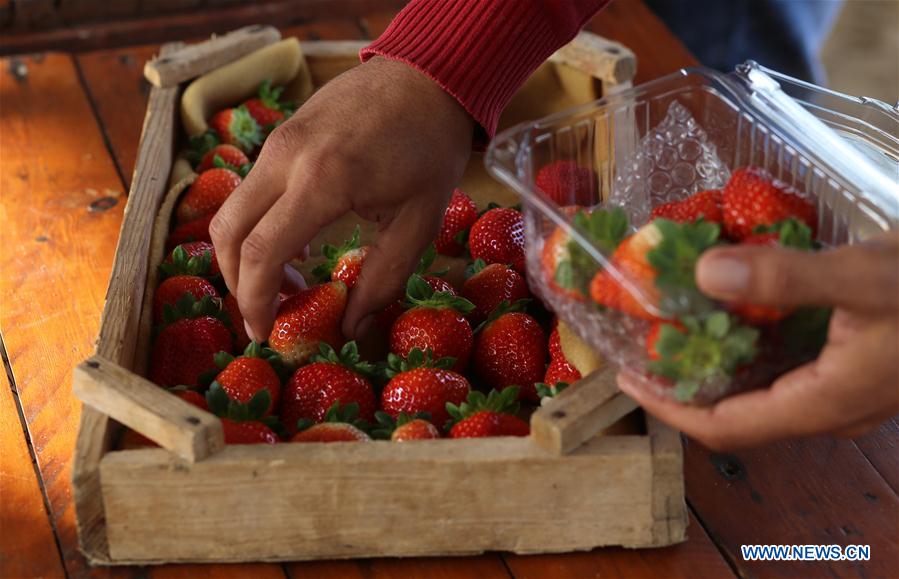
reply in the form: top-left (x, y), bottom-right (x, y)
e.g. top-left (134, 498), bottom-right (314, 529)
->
top-left (447, 387), bottom-right (529, 438)
top-left (543, 356), bottom-right (581, 385)
top-left (311, 226), bottom-right (370, 289)
top-left (541, 207), bottom-right (628, 301)
top-left (176, 168), bottom-right (241, 223)
top-left (472, 302), bottom-right (546, 402)
top-left (380, 348), bottom-right (471, 427)
top-left (535, 160), bottom-right (597, 205)
top-left (280, 341), bottom-right (376, 437)
top-left (548, 323), bottom-right (563, 359)
top-left (152, 275), bottom-right (219, 324)
top-left (469, 207), bottom-right (525, 272)
top-left (222, 293), bottom-right (251, 350)
top-left (161, 242), bottom-right (220, 278)
top-left (435, 188), bottom-right (478, 256)
top-left (222, 420), bottom-right (280, 444)
top-left (242, 80), bottom-right (292, 131)
top-left (290, 401), bottom-right (371, 443)
top-left (462, 260), bottom-right (530, 325)
top-left (376, 275), bottom-right (456, 332)
top-left (589, 219), bottom-right (720, 320)
top-left (730, 219), bottom-right (814, 324)
top-left (213, 342), bottom-right (282, 416)
top-left (209, 105), bottom-right (263, 153)
top-left (174, 389), bottom-right (209, 410)
top-left (269, 281), bottom-right (348, 367)
top-left (390, 275), bottom-right (475, 372)
top-left (197, 144), bottom-right (250, 173)
top-left (150, 315), bottom-right (233, 388)
top-left (166, 214), bottom-right (213, 251)
top-left (372, 411), bottom-right (441, 441)
top-left (652, 189), bottom-right (722, 223)
top-left (722, 167), bottom-right (817, 240)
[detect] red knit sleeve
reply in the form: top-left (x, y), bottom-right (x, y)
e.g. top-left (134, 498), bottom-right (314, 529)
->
top-left (360, 0), bottom-right (609, 148)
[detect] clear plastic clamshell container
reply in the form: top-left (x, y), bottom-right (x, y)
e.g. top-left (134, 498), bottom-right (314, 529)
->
top-left (486, 61), bottom-right (899, 404)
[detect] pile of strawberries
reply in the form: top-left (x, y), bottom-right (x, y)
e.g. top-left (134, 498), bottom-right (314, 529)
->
top-left (132, 83), bottom-right (586, 447)
top-left (539, 161), bottom-right (830, 402)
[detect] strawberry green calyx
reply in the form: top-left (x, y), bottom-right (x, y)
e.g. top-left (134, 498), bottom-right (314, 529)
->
top-left (384, 348), bottom-right (455, 379)
top-left (464, 258), bottom-right (487, 279)
top-left (753, 218), bottom-right (814, 249)
top-left (206, 381), bottom-right (270, 422)
top-left (160, 292), bottom-right (225, 326)
top-left (185, 130), bottom-right (220, 166)
top-left (228, 105), bottom-right (264, 152)
top-left (445, 386), bottom-right (520, 425)
top-left (475, 299), bottom-right (531, 333)
top-left (405, 274), bottom-right (475, 314)
top-left (212, 154), bottom-right (253, 178)
top-left (557, 208), bottom-right (629, 297)
top-left (213, 341), bottom-right (282, 369)
top-left (647, 312), bottom-right (759, 402)
top-left (257, 79), bottom-right (296, 116)
top-left (371, 410), bottom-right (432, 439)
top-left (535, 382), bottom-right (569, 399)
top-left (312, 226), bottom-right (362, 282)
top-left (311, 341), bottom-right (377, 378)
top-left (296, 400), bottom-right (370, 434)
top-left (416, 244), bottom-right (449, 277)
top-left (647, 218), bottom-right (722, 317)
top-left (160, 245), bottom-right (214, 278)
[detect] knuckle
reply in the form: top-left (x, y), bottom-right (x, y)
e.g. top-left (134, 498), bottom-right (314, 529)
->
top-left (755, 254), bottom-right (793, 300)
top-left (209, 213), bottom-right (234, 246)
top-left (262, 122), bottom-right (302, 157)
top-left (240, 232), bottom-right (271, 265)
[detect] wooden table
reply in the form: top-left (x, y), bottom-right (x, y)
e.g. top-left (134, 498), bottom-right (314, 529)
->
top-left (2, 1), bottom-right (897, 577)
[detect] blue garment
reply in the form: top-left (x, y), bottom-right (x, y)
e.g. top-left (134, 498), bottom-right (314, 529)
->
top-left (644, 0), bottom-right (843, 84)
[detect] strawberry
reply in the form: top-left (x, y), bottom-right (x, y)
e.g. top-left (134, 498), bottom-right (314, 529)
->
top-left (462, 260), bottom-right (530, 325)
top-left (651, 189), bottom-right (722, 223)
top-left (150, 310), bottom-right (233, 388)
top-left (731, 219), bottom-right (815, 324)
top-left (290, 402), bottom-right (371, 443)
top-left (446, 387), bottom-right (529, 438)
top-left (152, 275), bottom-right (219, 324)
top-left (647, 312), bottom-right (759, 402)
top-left (242, 80), bottom-right (293, 132)
top-left (280, 341), bottom-right (376, 437)
top-left (472, 302), bottom-right (546, 402)
top-left (469, 207), bottom-right (525, 273)
top-left (197, 144), bottom-right (250, 173)
top-left (380, 348), bottom-right (471, 427)
top-left (376, 248), bottom-right (455, 331)
top-left (589, 219), bottom-right (720, 320)
top-left (166, 215), bottom-right (213, 251)
top-left (161, 242), bottom-right (220, 278)
top-left (209, 105), bottom-right (263, 153)
top-left (205, 382), bottom-right (280, 444)
top-left (311, 226), bottom-right (370, 289)
top-left (541, 207), bottom-right (628, 301)
top-left (222, 293), bottom-right (251, 350)
top-left (173, 388), bottom-right (209, 410)
top-left (176, 168), bottom-right (242, 224)
top-left (212, 342), bottom-right (282, 416)
top-left (269, 281), bottom-right (348, 367)
top-left (372, 411), bottom-right (441, 441)
top-left (548, 322), bottom-right (563, 359)
top-left (722, 167), bottom-right (817, 240)
top-left (435, 188), bottom-right (478, 256)
top-left (535, 160), bottom-right (597, 205)
top-left (390, 275), bottom-right (475, 372)
top-left (543, 356), bottom-right (581, 385)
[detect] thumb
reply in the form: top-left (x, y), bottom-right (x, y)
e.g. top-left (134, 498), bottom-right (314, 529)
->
top-left (342, 201), bottom-right (443, 339)
top-left (695, 240), bottom-right (897, 313)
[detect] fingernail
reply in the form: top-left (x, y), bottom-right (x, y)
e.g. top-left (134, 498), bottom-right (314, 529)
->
top-left (354, 315), bottom-right (374, 340)
top-left (697, 254), bottom-right (750, 298)
top-left (244, 320), bottom-right (257, 342)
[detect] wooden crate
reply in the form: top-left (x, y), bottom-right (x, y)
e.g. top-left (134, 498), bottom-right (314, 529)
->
top-left (71, 26), bottom-right (686, 565)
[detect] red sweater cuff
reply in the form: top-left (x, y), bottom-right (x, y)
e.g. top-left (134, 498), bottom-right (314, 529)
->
top-left (361, 0), bottom-right (608, 149)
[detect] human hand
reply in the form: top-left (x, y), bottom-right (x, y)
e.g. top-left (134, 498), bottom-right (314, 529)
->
top-left (619, 232), bottom-right (899, 450)
top-left (210, 56), bottom-right (474, 342)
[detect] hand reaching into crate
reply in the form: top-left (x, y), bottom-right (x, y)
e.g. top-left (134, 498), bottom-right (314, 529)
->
top-left (210, 56), bottom-right (475, 341)
top-left (618, 232), bottom-right (899, 450)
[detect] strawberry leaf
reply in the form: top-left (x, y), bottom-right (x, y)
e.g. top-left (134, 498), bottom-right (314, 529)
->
top-left (557, 208), bottom-right (629, 297)
top-left (405, 274), bottom-right (475, 314)
top-left (313, 226), bottom-right (362, 283)
top-left (185, 130), bottom-right (220, 166)
top-left (159, 245), bottom-right (213, 279)
top-left (536, 382), bottom-right (569, 399)
top-left (648, 218), bottom-right (721, 317)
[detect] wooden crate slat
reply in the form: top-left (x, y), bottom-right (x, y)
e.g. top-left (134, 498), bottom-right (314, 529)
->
top-left (0, 50), bottom-right (137, 578)
top-left (0, 364), bottom-right (67, 579)
top-left (684, 437), bottom-right (899, 578)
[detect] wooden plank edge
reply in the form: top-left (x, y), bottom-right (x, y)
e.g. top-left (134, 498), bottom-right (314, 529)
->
top-left (550, 29), bottom-right (637, 86)
top-left (530, 366), bottom-right (639, 454)
top-left (144, 25), bottom-right (281, 87)
top-left (73, 356), bottom-right (224, 463)
top-left (71, 407), bottom-right (115, 565)
top-left (646, 416), bottom-right (688, 546)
